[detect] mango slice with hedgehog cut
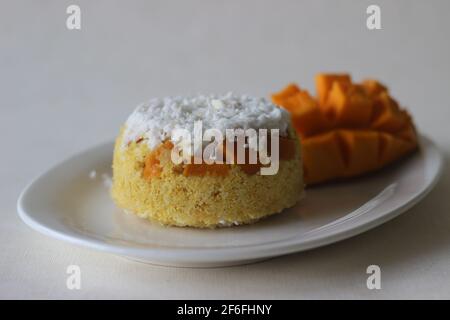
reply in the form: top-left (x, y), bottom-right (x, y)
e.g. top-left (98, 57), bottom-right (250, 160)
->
top-left (271, 73), bottom-right (418, 185)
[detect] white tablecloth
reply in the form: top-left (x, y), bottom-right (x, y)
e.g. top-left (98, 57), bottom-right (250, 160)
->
top-left (1, 0), bottom-right (449, 299)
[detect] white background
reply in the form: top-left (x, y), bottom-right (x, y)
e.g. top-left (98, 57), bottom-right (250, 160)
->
top-left (1, 0), bottom-right (449, 299)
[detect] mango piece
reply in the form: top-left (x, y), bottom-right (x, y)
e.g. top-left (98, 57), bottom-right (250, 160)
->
top-left (289, 91), bottom-right (330, 137)
top-left (272, 87), bottom-right (330, 137)
top-left (271, 83), bottom-right (301, 106)
top-left (371, 92), bottom-right (408, 133)
top-left (362, 79), bottom-right (388, 98)
top-left (271, 84), bottom-right (305, 114)
top-left (278, 94), bottom-right (307, 113)
top-left (378, 132), bottom-right (416, 167)
top-left (183, 163), bottom-right (230, 176)
top-left (302, 131), bottom-right (346, 184)
top-left (336, 130), bottom-right (380, 176)
top-left (325, 82), bottom-right (373, 127)
top-left (316, 73), bottom-right (351, 106)
top-left (143, 151), bottom-right (162, 179)
top-left (397, 122), bottom-right (417, 142)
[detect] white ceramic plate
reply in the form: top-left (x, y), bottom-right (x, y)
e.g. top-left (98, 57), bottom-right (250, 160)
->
top-left (18, 136), bottom-right (443, 267)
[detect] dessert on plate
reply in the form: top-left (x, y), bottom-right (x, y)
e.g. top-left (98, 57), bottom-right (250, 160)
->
top-left (112, 93), bottom-right (304, 228)
top-left (272, 74), bottom-right (418, 185)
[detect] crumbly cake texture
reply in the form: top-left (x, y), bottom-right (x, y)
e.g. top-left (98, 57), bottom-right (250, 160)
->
top-left (122, 93), bottom-right (291, 150)
top-left (111, 125), bottom-right (304, 228)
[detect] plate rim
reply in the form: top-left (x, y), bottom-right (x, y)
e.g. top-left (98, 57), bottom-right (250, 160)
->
top-left (17, 135), bottom-right (444, 264)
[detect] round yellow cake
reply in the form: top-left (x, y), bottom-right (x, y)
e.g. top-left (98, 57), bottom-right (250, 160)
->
top-left (111, 94), bottom-right (304, 228)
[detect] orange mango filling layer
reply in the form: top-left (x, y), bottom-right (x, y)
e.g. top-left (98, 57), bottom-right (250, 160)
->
top-left (142, 136), bottom-right (297, 179)
top-left (272, 74), bottom-right (418, 185)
